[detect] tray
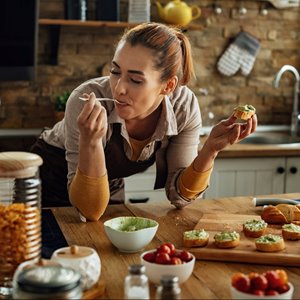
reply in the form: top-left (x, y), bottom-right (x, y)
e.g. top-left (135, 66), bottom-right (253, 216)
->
top-left (188, 213), bottom-right (300, 267)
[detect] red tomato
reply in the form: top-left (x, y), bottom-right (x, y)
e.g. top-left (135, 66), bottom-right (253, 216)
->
top-left (157, 244), bottom-right (171, 255)
top-left (252, 289), bottom-right (265, 296)
top-left (265, 270), bottom-right (282, 289)
top-left (155, 252), bottom-right (171, 264)
top-left (165, 242), bottom-right (176, 256)
top-left (251, 274), bottom-right (268, 291)
top-left (179, 250), bottom-right (193, 262)
top-left (276, 283), bottom-right (290, 294)
top-left (143, 252), bottom-right (156, 263)
top-left (231, 273), bottom-right (251, 293)
top-left (170, 257), bottom-right (182, 265)
top-left (265, 289), bottom-right (279, 296)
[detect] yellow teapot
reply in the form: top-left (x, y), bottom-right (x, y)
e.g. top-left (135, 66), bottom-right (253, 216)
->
top-left (156, 0), bottom-right (201, 27)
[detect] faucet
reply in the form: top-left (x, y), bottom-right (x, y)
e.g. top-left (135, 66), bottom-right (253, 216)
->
top-left (274, 65), bottom-right (300, 137)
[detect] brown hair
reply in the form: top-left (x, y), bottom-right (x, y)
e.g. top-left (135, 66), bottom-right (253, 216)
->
top-left (119, 22), bottom-right (195, 85)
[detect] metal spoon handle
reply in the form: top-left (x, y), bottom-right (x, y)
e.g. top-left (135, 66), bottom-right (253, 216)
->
top-left (79, 96), bottom-right (116, 102)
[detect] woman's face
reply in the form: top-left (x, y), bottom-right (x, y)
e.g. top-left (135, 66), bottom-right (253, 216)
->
top-left (109, 41), bottom-right (167, 121)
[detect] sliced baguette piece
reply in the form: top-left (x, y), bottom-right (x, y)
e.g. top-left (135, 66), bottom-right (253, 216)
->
top-left (276, 204), bottom-right (294, 223)
top-left (183, 229), bottom-right (209, 248)
top-left (243, 219), bottom-right (267, 238)
top-left (214, 231), bottom-right (240, 249)
top-left (261, 205), bottom-right (288, 224)
top-left (233, 104), bottom-right (256, 121)
top-left (282, 223), bottom-right (300, 240)
top-left (255, 234), bottom-right (285, 252)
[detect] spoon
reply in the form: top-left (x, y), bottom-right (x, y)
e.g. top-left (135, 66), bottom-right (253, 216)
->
top-left (79, 96), bottom-right (123, 105)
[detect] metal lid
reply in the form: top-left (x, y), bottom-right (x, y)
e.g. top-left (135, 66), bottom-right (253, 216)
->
top-left (160, 275), bottom-right (179, 286)
top-left (128, 264), bottom-right (146, 275)
top-left (0, 152), bottom-right (43, 178)
top-left (16, 266), bottom-right (81, 294)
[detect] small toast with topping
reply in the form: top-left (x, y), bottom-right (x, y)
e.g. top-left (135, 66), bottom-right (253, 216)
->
top-left (255, 234), bottom-right (285, 252)
top-left (183, 229), bottom-right (209, 248)
top-left (282, 223), bottom-right (300, 240)
top-left (214, 231), bottom-right (240, 249)
top-left (233, 104), bottom-right (256, 121)
top-left (243, 219), bottom-right (268, 238)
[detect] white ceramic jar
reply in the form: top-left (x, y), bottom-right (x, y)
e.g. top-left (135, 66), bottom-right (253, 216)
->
top-left (51, 245), bottom-right (101, 290)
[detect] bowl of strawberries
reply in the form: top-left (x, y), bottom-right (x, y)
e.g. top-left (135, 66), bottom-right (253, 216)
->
top-left (140, 242), bottom-right (195, 284)
top-left (231, 269), bottom-right (294, 299)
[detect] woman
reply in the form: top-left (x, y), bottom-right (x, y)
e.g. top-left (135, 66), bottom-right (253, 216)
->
top-left (31, 23), bottom-right (257, 220)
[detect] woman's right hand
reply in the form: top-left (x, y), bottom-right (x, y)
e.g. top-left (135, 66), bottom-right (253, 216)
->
top-left (77, 92), bottom-right (108, 147)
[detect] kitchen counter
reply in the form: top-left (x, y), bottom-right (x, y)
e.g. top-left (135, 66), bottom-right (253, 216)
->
top-left (0, 128), bottom-right (42, 138)
top-left (50, 193), bottom-right (300, 299)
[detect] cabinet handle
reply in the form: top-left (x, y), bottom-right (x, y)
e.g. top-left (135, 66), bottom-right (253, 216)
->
top-left (277, 167), bottom-right (285, 174)
top-left (129, 197), bottom-right (149, 203)
top-left (290, 167), bottom-right (298, 174)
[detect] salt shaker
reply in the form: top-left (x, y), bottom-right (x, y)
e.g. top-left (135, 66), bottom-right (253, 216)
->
top-left (156, 275), bottom-right (181, 299)
top-left (0, 151), bottom-right (43, 298)
top-left (124, 264), bottom-right (149, 299)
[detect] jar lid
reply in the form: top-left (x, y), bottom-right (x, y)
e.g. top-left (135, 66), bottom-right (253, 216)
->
top-left (0, 151), bottom-right (43, 178)
top-left (16, 266), bottom-right (81, 294)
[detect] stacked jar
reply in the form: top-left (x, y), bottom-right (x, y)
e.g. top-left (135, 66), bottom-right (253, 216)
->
top-left (0, 151), bottom-right (43, 297)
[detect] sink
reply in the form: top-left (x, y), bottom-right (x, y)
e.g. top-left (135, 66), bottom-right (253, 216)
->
top-left (239, 131), bottom-right (300, 145)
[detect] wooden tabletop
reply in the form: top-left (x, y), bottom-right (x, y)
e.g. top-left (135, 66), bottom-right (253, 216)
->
top-left (51, 193), bottom-right (300, 299)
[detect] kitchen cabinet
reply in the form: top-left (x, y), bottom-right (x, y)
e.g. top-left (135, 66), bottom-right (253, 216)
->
top-left (204, 157), bottom-right (300, 199)
top-left (124, 164), bottom-right (167, 203)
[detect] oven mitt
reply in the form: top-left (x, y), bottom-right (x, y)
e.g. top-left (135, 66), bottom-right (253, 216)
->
top-left (217, 31), bottom-right (260, 76)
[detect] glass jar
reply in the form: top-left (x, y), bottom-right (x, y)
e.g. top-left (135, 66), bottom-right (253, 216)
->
top-left (12, 265), bottom-right (82, 299)
top-left (124, 264), bottom-right (149, 299)
top-left (156, 275), bottom-right (181, 300)
top-left (0, 151), bottom-right (43, 298)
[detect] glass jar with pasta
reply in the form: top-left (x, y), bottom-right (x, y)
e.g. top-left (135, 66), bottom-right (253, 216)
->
top-left (0, 151), bottom-right (43, 298)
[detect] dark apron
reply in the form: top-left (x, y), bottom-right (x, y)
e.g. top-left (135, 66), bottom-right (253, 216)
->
top-left (30, 123), bottom-right (160, 207)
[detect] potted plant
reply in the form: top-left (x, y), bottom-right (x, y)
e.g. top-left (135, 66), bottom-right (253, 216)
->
top-left (54, 91), bottom-right (70, 122)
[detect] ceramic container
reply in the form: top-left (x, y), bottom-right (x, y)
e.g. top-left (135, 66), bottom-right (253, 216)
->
top-left (51, 245), bottom-right (101, 290)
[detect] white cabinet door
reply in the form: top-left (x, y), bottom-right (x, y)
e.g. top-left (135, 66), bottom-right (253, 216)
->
top-left (285, 157), bottom-right (300, 193)
top-left (124, 164), bottom-right (167, 203)
top-left (205, 158), bottom-right (286, 198)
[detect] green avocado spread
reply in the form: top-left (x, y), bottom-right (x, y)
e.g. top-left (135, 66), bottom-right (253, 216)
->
top-left (244, 219), bottom-right (267, 231)
top-left (234, 104), bottom-right (256, 112)
top-left (214, 231), bottom-right (239, 242)
top-left (282, 223), bottom-right (300, 232)
top-left (255, 234), bottom-right (282, 244)
top-left (184, 229), bottom-right (209, 240)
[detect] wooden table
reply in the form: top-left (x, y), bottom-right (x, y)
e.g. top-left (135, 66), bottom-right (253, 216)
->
top-left (51, 193), bottom-right (300, 299)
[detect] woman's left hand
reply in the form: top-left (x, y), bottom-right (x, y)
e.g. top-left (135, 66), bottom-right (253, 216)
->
top-left (204, 113), bottom-right (258, 153)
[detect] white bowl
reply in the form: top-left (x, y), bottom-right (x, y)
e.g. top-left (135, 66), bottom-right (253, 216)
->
top-left (230, 283), bottom-right (294, 300)
top-left (104, 216), bottom-right (158, 253)
top-left (140, 249), bottom-right (195, 285)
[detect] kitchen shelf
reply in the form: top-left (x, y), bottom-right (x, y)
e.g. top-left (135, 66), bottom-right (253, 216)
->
top-left (38, 18), bottom-right (204, 30)
top-left (38, 19), bottom-right (203, 65)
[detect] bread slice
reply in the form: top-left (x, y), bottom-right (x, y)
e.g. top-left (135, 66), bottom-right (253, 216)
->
top-left (233, 104), bottom-right (256, 121)
top-left (276, 204), bottom-right (294, 223)
top-left (255, 234), bottom-right (285, 252)
top-left (282, 223), bottom-right (300, 240)
top-left (214, 231), bottom-right (240, 249)
top-left (183, 229), bottom-right (209, 248)
top-left (261, 205), bottom-right (288, 224)
top-left (243, 219), bottom-right (267, 238)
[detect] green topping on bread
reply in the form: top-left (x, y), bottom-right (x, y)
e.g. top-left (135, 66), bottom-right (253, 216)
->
top-left (214, 231), bottom-right (239, 242)
top-left (244, 219), bottom-right (267, 231)
top-left (184, 229), bottom-right (209, 240)
top-left (255, 234), bottom-right (282, 244)
top-left (282, 223), bottom-right (300, 232)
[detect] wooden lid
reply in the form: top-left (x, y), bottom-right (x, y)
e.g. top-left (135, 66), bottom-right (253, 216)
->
top-left (0, 151), bottom-right (43, 178)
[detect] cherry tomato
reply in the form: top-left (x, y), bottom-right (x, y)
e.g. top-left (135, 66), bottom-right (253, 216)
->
top-left (165, 242), bottom-right (176, 256)
top-left (265, 289), bottom-right (279, 296)
top-left (155, 252), bottom-right (171, 264)
top-left (231, 273), bottom-right (251, 293)
top-left (157, 244), bottom-right (171, 255)
top-left (251, 274), bottom-right (268, 291)
top-left (170, 257), bottom-right (182, 265)
top-left (265, 270), bottom-right (282, 289)
top-left (276, 283), bottom-right (290, 294)
top-left (253, 289), bottom-right (265, 296)
top-left (179, 250), bottom-right (193, 262)
top-left (276, 269), bottom-right (288, 286)
top-left (143, 252), bottom-right (156, 263)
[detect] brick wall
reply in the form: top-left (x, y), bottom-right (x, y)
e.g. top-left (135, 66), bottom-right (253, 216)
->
top-left (0, 0), bottom-right (299, 129)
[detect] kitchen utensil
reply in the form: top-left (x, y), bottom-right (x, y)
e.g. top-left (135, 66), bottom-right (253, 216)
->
top-left (253, 197), bottom-right (300, 206)
top-left (258, 0), bottom-right (299, 8)
top-left (79, 97), bottom-right (123, 104)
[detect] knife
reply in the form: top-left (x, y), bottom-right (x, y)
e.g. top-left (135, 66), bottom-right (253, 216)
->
top-left (252, 197), bottom-right (300, 206)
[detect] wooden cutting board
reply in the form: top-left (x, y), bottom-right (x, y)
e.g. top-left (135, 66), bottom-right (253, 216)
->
top-left (188, 213), bottom-right (300, 267)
